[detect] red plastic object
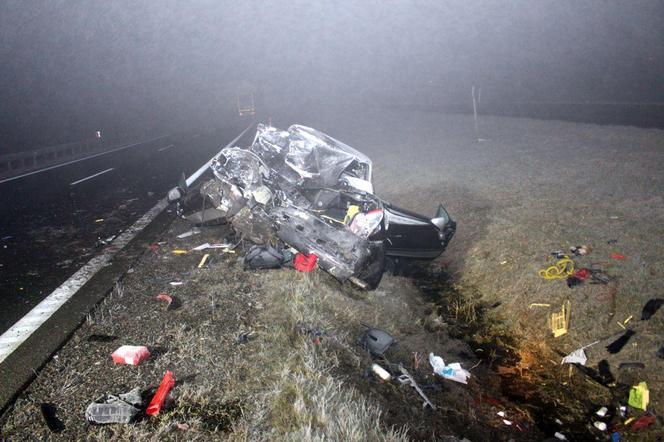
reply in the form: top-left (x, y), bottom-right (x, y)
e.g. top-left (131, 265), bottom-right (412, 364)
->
top-left (294, 253), bottom-right (318, 272)
top-left (574, 268), bottom-right (590, 280)
top-left (146, 370), bottom-right (176, 416)
top-left (630, 415), bottom-right (655, 431)
top-left (111, 345), bottom-right (150, 365)
top-left (611, 252), bottom-right (627, 260)
top-left (154, 293), bottom-right (173, 307)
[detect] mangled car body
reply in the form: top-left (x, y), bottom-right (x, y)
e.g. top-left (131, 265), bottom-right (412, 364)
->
top-left (176, 124), bottom-right (456, 289)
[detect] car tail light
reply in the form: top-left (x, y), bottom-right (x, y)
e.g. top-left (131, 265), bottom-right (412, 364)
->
top-left (350, 209), bottom-right (383, 239)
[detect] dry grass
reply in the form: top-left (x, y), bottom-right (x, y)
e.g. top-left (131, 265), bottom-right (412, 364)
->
top-left (223, 274), bottom-right (409, 441)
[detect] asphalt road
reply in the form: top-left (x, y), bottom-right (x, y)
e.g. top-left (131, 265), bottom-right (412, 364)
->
top-left (0, 120), bottom-right (252, 334)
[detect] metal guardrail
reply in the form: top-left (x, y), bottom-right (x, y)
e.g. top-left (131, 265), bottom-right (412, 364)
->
top-left (0, 138), bottom-right (104, 180)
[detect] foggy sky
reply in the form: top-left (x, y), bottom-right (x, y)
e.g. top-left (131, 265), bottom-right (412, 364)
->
top-left (1, 0), bottom-right (662, 151)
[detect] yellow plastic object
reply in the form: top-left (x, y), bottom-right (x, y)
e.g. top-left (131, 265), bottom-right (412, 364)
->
top-left (538, 257), bottom-right (574, 280)
top-left (171, 249), bottom-right (188, 255)
top-left (628, 382), bottom-right (649, 410)
top-left (550, 300), bottom-right (571, 337)
top-left (529, 303), bottom-right (551, 309)
top-left (344, 205), bottom-right (360, 225)
top-left (198, 254), bottom-right (210, 268)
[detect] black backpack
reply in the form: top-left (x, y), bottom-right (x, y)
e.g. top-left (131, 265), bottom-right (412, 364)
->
top-left (244, 244), bottom-right (285, 270)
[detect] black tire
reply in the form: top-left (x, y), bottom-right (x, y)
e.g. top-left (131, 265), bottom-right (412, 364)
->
top-left (356, 242), bottom-right (386, 290)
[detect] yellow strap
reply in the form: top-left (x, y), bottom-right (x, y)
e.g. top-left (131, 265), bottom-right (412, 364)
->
top-left (538, 257), bottom-right (574, 279)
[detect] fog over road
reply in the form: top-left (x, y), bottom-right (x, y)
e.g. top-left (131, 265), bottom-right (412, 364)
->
top-left (0, 121), bottom-right (249, 333)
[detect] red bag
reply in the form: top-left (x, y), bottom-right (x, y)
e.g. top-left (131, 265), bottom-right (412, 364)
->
top-left (294, 253), bottom-right (318, 272)
top-left (111, 345), bottom-right (150, 366)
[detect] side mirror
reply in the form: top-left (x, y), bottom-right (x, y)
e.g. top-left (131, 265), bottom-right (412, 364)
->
top-left (431, 205), bottom-right (450, 229)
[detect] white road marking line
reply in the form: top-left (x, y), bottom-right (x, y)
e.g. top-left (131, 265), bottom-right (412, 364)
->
top-left (157, 144), bottom-right (175, 152)
top-left (69, 167), bottom-right (114, 186)
top-left (0, 198), bottom-right (168, 364)
top-left (0, 134), bottom-right (169, 185)
top-left (0, 126), bottom-right (252, 365)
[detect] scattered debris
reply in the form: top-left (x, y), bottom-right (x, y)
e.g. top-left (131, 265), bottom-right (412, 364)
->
top-left (597, 360), bottom-right (615, 385)
top-left (169, 280), bottom-right (184, 286)
top-left (146, 370), bottom-right (176, 416)
top-left (627, 381), bottom-right (649, 410)
top-left (588, 268), bottom-right (612, 284)
top-left (371, 363), bottom-right (392, 381)
top-left (396, 365), bottom-right (436, 409)
top-left (197, 253), bottom-right (210, 268)
top-left (567, 267), bottom-right (612, 287)
top-left (293, 252), bottom-right (318, 272)
top-left (618, 362), bottom-right (645, 370)
top-left (429, 353), bottom-right (471, 384)
top-left (630, 415), bottom-right (655, 431)
top-left (566, 275), bottom-right (583, 288)
top-left (236, 331), bottom-right (254, 344)
top-left (596, 406), bottom-right (608, 417)
top-left (550, 300), bottom-right (571, 337)
top-left (561, 341), bottom-right (599, 365)
top-left (529, 303), bottom-right (551, 309)
top-left (539, 257), bottom-right (574, 280)
top-left (55, 259), bottom-right (74, 268)
top-left (154, 293), bottom-right (173, 308)
top-left (85, 388), bottom-right (142, 424)
top-left (610, 252), bottom-right (627, 260)
top-left (244, 244), bottom-right (286, 270)
top-left (296, 322), bottom-right (324, 344)
top-left (573, 267), bottom-right (590, 280)
top-left (570, 245), bottom-right (589, 256)
top-left (606, 330), bottom-right (635, 354)
top-left (593, 421), bottom-right (607, 431)
top-left (551, 251), bottom-right (568, 260)
top-left (171, 249), bottom-right (188, 255)
top-left (641, 298), bottom-right (663, 320)
top-left (357, 326), bottom-right (395, 357)
top-left (177, 228), bottom-right (200, 239)
top-left (95, 234), bottom-right (118, 247)
top-left (111, 345), bottom-right (151, 366)
top-left (40, 403), bottom-right (64, 433)
top-left (607, 239), bottom-right (618, 245)
top-left (176, 422), bottom-right (190, 431)
top-left (191, 242), bottom-right (233, 251)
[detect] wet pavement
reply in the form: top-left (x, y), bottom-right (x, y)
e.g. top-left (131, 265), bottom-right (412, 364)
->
top-left (0, 121), bottom-right (251, 334)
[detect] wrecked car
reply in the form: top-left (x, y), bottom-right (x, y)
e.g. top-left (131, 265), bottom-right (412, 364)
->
top-left (172, 124), bottom-right (456, 289)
